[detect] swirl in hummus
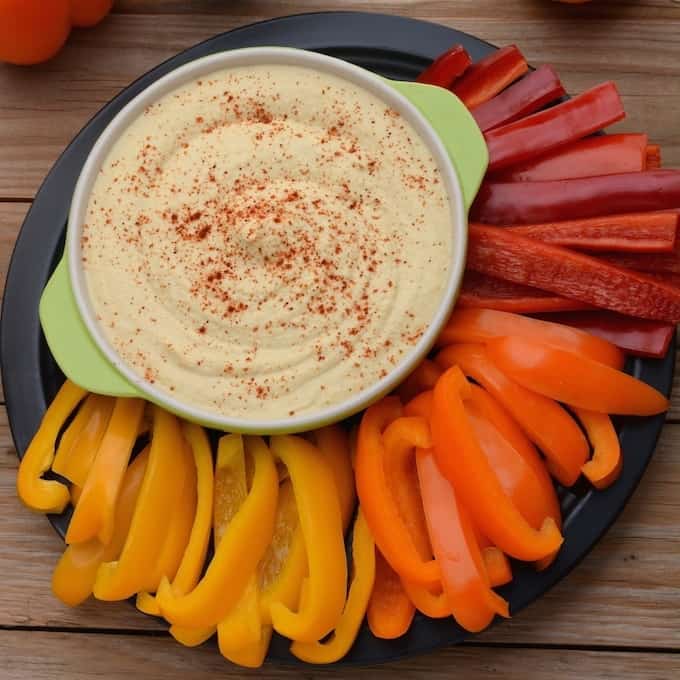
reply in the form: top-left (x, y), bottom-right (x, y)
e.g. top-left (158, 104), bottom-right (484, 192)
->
top-left (81, 63), bottom-right (454, 420)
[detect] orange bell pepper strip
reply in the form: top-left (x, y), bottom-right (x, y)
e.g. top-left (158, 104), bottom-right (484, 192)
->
top-left (157, 435), bottom-right (278, 628)
top-left (268, 435), bottom-right (347, 644)
top-left (417, 447), bottom-right (509, 632)
top-left (574, 409), bottom-right (622, 489)
top-left (437, 308), bottom-right (624, 369)
top-left (355, 398), bottom-right (440, 587)
top-left (52, 394), bottom-right (114, 487)
top-left (51, 446), bottom-right (149, 607)
top-left (488, 335), bottom-right (669, 416)
top-left (66, 397), bottom-right (145, 545)
top-left (396, 359), bottom-right (443, 403)
top-left (291, 510), bottom-right (376, 663)
top-left (17, 380), bottom-right (87, 513)
top-left (436, 343), bottom-right (588, 487)
top-left (309, 425), bottom-right (356, 531)
top-left (367, 549), bottom-right (415, 639)
top-left (93, 407), bottom-right (188, 600)
top-left (432, 366), bottom-right (563, 561)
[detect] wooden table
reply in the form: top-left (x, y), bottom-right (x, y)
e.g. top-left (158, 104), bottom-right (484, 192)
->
top-left (1, 2), bottom-right (679, 678)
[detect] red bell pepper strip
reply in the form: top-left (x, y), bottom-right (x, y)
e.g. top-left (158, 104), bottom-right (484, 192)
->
top-left (467, 224), bottom-right (680, 322)
top-left (416, 44), bottom-right (471, 88)
top-left (416, 447), bottom-right (509, 633)
top-left (452, 45), bottom-right (528, 110)
top-left (472, 170), bottom-right (680, 225)
top-left (597, 237), bottom-right (680, 276)
top-left (574, 409), bottom-right (622, 490)
top-left (472, 65), bottom-right (565, 133)
top-left (534, 311), bottom-right (675, 359)
top-left (436, 343), bottom-right (588, 487)
top-left (438, 308), bottom-right (624, 369)
top-left (495, 134), bottom-right (648, 182)
top-left (458, 271), bottom-right (590, 314)
top-left (506, 213), bottom-right (677, 253)
top-left (431, 365), bottom-right (563, 561)
top-left (646, 144), bottom-right (661, 170)
top-left (487, 335), bottom-right (669, 415)
top-left (396, 359), bottom-right (443, 403)
top-left (484, 82), bottom-right (625, 172)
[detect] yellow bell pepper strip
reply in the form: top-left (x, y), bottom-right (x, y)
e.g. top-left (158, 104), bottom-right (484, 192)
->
top-left (291, 510), bottom-right (376, 664)
top-left (136, 440), bottom-right (197, 615)
top-left (52, 446), bottom-right (150, 607)
top-left (17, 380), bottom-right (87, 513)
top-left (51, 394), bottom-right (114, 487)
top-left (575, 408), bottom-right (622, 489)
top-left (416, 446), bottom-right (509, 633)
top-left (93, 407), bottom-right (187, 600)
top-left (367, 548), bottom-right (415, 639)
top-left (141, 423), bottom-right (214, 622)
top-left (487, 335), bottom-right (669, 416)
top-left (225, 627), bottom-right (273, 669)
top-left (156, 435), bottom-right (278, 628)
top-left (218, 576), bottom-right (262, 658)
top-left (432, 366), bottom-right (563, 561)
top-left (309, 425), bottom-right (356, 531)
top-left (169, 625), bottom-right (215, 648)
top-left (66, 397), bottom-right (145, 545)
top-left (436, 343), bottom-right (588, 487)
top-left (268, 435), bottom-right (347, 644)
top-left (355, 398), bottom-right (440, 587)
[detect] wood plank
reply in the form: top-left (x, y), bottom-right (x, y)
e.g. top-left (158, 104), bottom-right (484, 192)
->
top-left (0, 203), bottom-right (25, 301)
top-left (2, 630), bottom-right (679, 679)
top-left (2, 405), bottom-right (680, 646)
top-left (0, 11), bottom-right (678, 198)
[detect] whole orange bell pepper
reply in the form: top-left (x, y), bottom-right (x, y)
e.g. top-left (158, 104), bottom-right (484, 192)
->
top-left (417, 447), bottom-right (509, 633)
top-left (437, 308), bottom-right (624, 369)
top-left (437, 343), bottom-right (588, 486)
top-left (66, 397), bottom-right (145, 545)
top-left (432, 366), bottom-right (563, 562)
top-left (355, 398), bottom-right (440, 587)
top-left (575, 409), bottom-right (622, 489)
top-left (487, 335), bottom-right (669, 415)
top-left (17, 380), bottom-right (86, 513)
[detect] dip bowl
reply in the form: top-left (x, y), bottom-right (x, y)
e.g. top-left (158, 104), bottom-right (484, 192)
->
top-left (40, 46), bottom-right (488, 434)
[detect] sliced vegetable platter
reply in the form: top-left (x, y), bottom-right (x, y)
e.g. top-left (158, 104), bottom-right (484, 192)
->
top-left (0, 12), bottom-right (675, 666)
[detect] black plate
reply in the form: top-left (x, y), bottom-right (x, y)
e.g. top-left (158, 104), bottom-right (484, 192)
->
top-left (0, 11), bottom-right (675, 666)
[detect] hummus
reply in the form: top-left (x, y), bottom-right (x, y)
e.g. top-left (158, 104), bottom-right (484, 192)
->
top-left (81, 63), bottom-right (454, 420)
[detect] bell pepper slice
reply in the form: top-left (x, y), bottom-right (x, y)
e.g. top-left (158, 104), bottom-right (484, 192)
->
top-left (458, 271), bottom-right (588, 314)
top-left (497, 133), bottom-right (649, 181)
top-left (432, 365), bottom-right (563, 561)
top-left (535, 311), bottom-right (675, 359)
top-left (646, 144), bottom-right (661, 169)
top-left (416, 44), bottom-right (471, 88)
top-left (452, 45), bottom-right (528, 110)
top-left (268, 435), bottom-right (347, 643)
top-left (472, 65), bottom-right (565, 133)
top-left (290, 510), bottom-right (376, 664)
top-left (472, 170), bottom-right (680, 225)
top-left (17, 380), bottom-right (87, 513)
top-left (484, 82), bottom-right (625, 172)
top-left (436, 343), bottom-right (588, 486)
top-left (52, 446), bottom-right (149, 607)
top-left (221, 626), bottom-right (273, 669)
top-left (480, 546), bottom-right (512, 587)
top-left (507, 213), bottom-right (678, 253)
top-left (157, 435), bottom-right (278, 628)
top-left (93, 407), bottom-right (188, 600)
top-left (367, 549), bottom-right (415, 639)
top-left (309, 425), bottom-right (356, 531)
top-left (467, 223), bottom-right (680, 323)
top-left (416, 446), bottom-right (509, 632)
top-left (574, 409), bottom-right (622, 490)
top-left (487, 335), bottom-right (669, 415)
top-left (355, 397), bottom-right (440, 586)
top-left (217, 576), bottom-right (262, 659)
top-left (396, 359), bottom-right (443, 403)
top-left (438, 308), bottom-right (623, 369)
top-left (66, 397), bottom-right (145, 545)
top-left (52, 394), bottom-right (114, 488)
top-left (598, 236), bottom-right (680, 276)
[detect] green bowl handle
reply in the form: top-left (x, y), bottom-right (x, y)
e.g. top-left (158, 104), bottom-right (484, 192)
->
top-left (386, 79), bottom-right (488, 212)
top-left (39, 258), bottom-right (141, 397)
